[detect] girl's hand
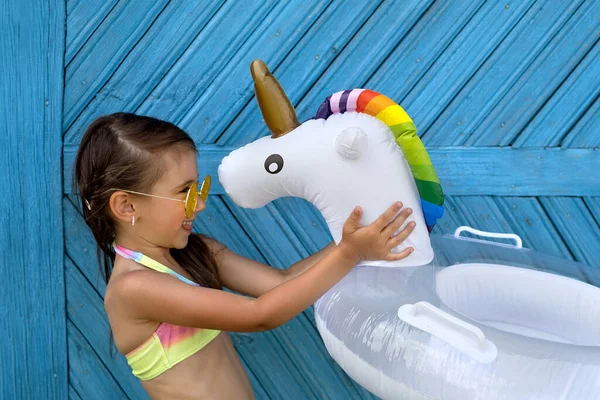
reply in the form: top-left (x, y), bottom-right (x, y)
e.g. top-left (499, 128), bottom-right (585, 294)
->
top-left (339, 202), bottom-right (415, 262)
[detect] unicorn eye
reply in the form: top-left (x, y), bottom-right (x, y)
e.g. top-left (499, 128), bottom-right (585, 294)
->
top-left (264, 154), bottom-right (284, 174)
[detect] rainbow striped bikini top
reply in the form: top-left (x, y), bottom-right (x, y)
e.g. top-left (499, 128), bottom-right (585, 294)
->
top-left (113, 243), bottom-right (220, 381)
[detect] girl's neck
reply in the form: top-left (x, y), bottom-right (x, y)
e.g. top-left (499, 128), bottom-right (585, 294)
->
top-left (114, 237), bottom-right (177, 268)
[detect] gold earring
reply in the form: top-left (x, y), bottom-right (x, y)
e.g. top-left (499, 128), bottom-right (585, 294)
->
top-left (131, 216), bottom-right (135, 226)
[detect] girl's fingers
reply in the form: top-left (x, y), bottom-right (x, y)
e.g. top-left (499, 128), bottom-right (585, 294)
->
top-left (383, 246), bottom-right (414, 261)
top-left (344, 206), bottom-right (363, 232)
top-left (387, 221), bottom-right (416, 248)
top-left (372, 202), bottom-right (403, 231)
top-left (382, 208), bottom-right (412, 237)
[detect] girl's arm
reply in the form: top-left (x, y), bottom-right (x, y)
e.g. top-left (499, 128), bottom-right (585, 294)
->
top-left (282, 241), bottom-right (336, 283)
top-left (114, 203), bottom-right (414, 332)
top-left (207, 239), bottom-right (335, 298)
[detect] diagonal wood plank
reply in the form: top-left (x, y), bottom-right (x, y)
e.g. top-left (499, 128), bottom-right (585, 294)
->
top-left (67, 321), bottom-right (129, 400)
top-left (219, 0), bottom-right (433, 146)
top-left (63, 0), bottom-right (170, 131)
top-left (66, 257), bottom-right (149, 399)
top-left (69, 384), bottom-right (83, 400)
top-left (136, 0), bottom-right (278, 127)
top-left (561, 95), bottom-right (600, 148)
top-left (493, 197), bottom-right (574, 260)
top-left (64, 0), bottom-right (225, 145)
top-left (65, 0), bottom-right (119, 65)
top-left (584, 197), bottom-right (600, 229)
top-left (400, 0), bottom-right (535, 139)
top-left (64, 196), bottom-right (108, 295)
top-left (466, 0), bottom-right (600, 146)
top-left (425, 0), bottom-right (584, 146)
top-left (513, 38), bottom-right (600, 147)
top-left (68, 320), bottom-right (128, 400)
top-left (539, 197), bottom-right (600, 268)
top-left (365, 0), bottom-right (483, 113)
top-left (175, 0), bottom-right (333, 141)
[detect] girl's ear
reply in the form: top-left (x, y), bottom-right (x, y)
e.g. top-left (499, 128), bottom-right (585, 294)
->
top-left (109, 191), bottom-right (137, 223)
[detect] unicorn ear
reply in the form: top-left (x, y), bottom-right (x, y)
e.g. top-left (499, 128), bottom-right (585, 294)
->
top-left (335, 127), bottom-right (368, 160)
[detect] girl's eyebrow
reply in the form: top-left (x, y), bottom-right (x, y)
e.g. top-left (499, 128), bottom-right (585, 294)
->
top-left (174, 177), bottom-right (198, 190)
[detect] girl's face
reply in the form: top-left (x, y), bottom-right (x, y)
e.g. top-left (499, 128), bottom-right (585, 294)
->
top-left (139, 147), bottom-right (205, 249)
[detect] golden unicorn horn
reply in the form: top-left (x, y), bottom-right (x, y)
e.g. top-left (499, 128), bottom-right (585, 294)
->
top-left (250, 59), bottom-right (299, 138)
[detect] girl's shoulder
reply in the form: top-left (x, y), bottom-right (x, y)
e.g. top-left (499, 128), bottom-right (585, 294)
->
top-left (104, 258), bottom-right (153, 308)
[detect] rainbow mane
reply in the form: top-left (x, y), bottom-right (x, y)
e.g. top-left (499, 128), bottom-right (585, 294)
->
top-left (314, 89), bottom-right (444, 233)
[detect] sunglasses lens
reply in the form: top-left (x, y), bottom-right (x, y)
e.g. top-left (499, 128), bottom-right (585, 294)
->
top-left (185, 182), bottom-right (198, 219)
top-left (199, 175), bottom-right (211, 202)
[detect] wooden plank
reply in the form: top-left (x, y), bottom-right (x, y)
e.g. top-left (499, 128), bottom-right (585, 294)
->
top-left (64, 197), bottom-right (108, 295)
top-left (561, 96), bottom-right (600, 148)
top-left (63, 145), bottom-right (600, 196)
top-left (69, 384), bottom-right (83, 400)
top-left (67, 320), bottom-right (128, 400)
top-left (423, 147), bottom-right (600, 196)
top-left (64, 0), bottom-right (225, 145)
top-left (66, 257), bottom-right (150, 399)
top-left (367, 0), bottom-right (483, 105)
top-left (467, 1), bottom-right (600, 146)
top-left (584, 197), bottom-right (600, 229)
top-left (66, 0), bottom-right (119, 64)
top-left (400, 0), bottom-right (535, 137)
top-left (63, 0), bottom-right (170, 131)
top-left (175, 0), bottom-right (332, 142)
top-left (493, 197), bottom-right (574, 260)
top-left (425, 0), bottom-right (584, 146)
top-left (136, 0), bottom-right (278, 127)
top-left (540, 197), bottom-right (600, 268)
top-left (219, 0), bottom-right (425, 145)
top-left (514, 40), bottom-right (600, 147)
top-left (0, 0), bottom-right (67, 398)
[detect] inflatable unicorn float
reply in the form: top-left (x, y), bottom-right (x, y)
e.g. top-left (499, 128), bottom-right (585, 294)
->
top-left (218, 60), bottom-right (600, 400)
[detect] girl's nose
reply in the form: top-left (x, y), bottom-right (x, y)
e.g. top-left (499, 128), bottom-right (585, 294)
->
top-left (194, 196), bottom-right (206, 213)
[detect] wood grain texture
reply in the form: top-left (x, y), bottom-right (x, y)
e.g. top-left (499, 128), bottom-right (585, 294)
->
top-left (425, 0), bottom-right (585, 146)
top-left (64, 0), bottom-right (226, 145)
top-left (466, 0), bottom-right (600, 146)
top-left (63, 0), bottom-right (170, 131)
top-left (514, 38), bottom-right (600, 148)
top-left (66, 0), bottom-right (119, 64)
top-left (0, 0), bottom-right (66, 398)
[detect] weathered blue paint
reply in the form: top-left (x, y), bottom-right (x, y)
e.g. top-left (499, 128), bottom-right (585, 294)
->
top-left (0, 0), bottom-right (67, 398)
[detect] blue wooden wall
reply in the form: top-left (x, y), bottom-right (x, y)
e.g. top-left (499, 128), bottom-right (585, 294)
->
top-left (3, 0), bottom-right (599, 399)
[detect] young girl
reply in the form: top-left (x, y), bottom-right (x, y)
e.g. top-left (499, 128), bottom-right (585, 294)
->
top-left (75, 112), bottom-right (416, 400)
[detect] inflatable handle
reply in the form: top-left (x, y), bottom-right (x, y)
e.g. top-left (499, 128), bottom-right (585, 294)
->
top-left (454, 226), bottom-right (523, 248)
top-left (398, 301), bottom-right (498, 363)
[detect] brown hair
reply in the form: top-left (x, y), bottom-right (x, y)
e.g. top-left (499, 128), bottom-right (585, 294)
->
top-left (74, 112), bottom-right (221, 290)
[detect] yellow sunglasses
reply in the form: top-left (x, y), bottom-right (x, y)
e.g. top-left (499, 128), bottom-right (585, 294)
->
top-left (111, 175), bottom-right (211, 219)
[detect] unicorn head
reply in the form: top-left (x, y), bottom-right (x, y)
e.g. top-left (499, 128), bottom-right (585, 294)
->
top-left (218, 60), bottom-right (444, 267)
